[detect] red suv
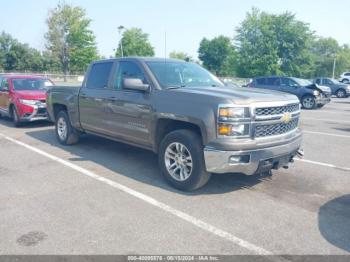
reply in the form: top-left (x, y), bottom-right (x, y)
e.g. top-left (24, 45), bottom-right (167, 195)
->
top-left (0, 75), bottom-right (54, 126)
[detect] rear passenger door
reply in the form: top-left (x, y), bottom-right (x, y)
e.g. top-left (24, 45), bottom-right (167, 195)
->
top-left (263, 77), bottom-right (281, 92)
top-left (78, 61), bottom-right (116, 135)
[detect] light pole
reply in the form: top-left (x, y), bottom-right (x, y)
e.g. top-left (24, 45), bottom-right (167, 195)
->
top-left (118, 25), bottom-right (125, 57)
top-left (332, 55), bottom-right (337, 79)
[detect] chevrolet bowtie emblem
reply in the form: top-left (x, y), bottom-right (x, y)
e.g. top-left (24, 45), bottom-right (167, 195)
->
top-left (281, 112), bottom-right (292, 124)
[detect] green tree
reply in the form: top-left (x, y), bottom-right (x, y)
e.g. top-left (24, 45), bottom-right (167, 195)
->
top-left (169, 51), bottom-right (193, 62)
top-left (310, 37), bottom-right (350, 78)
top-left (0, 32), bottom-right (46, 72)
top-left (198, 36), bottom-right (236, 76)
top-left (45, 3), bottom-right (98, 76)
top-left (0, 32), bottom-right (16, 71)
top-left (235, 8), bottom-right (314, 78)
top-left (335, 45), bottom-right (350, 78)
top-left (115, 28), bottom-right (154, 57)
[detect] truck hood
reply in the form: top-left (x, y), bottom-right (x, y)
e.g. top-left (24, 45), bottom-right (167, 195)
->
top-left (172, 86), bottom-right (299, 105)
top-left (15, 90), bottom-right (47, 100)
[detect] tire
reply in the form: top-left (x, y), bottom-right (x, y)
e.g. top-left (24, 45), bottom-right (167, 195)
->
top-left (11, 106), bottom-right (22, 127)
top-left (336, 89), bottom-right (346, 98)
top-left (158, 129), bottom-right (211, 191)
top-left (55, 110), bottom-right (79, 145)
top-left (318, 104), bottom-right (325, 108)
top-left (301, 95), bottom-right (316, 109)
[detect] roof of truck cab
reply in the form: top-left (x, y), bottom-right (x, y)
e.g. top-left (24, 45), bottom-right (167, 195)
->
top-left (94, 57), bottom-right (187, 63)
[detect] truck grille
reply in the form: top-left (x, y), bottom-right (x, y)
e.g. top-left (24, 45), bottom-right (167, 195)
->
top-left (255, 118), bottom-right (299, 138)
top-left (255, 103), bottom-right (300, 117)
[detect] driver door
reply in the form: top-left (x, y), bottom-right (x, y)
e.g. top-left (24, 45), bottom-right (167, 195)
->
top-left (280, 77), bottom-right (300, 97)
top-left (0, 78), bottom-right (10, 114)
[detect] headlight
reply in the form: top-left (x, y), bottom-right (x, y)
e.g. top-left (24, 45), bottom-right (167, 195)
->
top-left (218, 123), bottom-right (250, 136)
top-left (19, 99), bottom-right (41, 106)
top-left (347, 86), bottom-right (350, 91)
top-left (313, 90), bottom-right (320, 96)
top-left (218, 107), bottom-right (249, 120)
top-left (217, 105), bottom-right (251, 137)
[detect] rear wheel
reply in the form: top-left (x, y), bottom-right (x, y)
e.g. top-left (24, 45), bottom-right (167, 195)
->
top-left (11, 106), bottom-right (21, 127)
top-left (336, 89), bottom-right (346, 98)
top-left (55, 111), bottom-right (79, 145)
top-left (301, 95), bottom-right (316, 109)
top-left (158, 129), bottom-right (211, 191)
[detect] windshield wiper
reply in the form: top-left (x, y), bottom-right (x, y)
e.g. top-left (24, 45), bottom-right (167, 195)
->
top-left (166, 85), bottom-right (186, 89)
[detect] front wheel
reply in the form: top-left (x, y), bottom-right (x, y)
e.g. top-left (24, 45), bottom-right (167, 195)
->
top-left (55, 111), bottom-right (79, 145)
top-left (158, 130), bottom-right (211, 191)
top-left (336, 89), bottom-right (346, 98)
top-left (301, 95), bottom-right (316, 109)
top-left (11, 106), bottom-right (21, 127)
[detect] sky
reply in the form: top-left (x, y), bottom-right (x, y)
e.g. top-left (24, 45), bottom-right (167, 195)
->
top-left (0, 0), bottom-right (349, 59)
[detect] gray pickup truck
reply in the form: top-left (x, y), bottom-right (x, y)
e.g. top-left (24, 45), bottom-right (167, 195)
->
top-left (46, 57), bottom-right (303, 191)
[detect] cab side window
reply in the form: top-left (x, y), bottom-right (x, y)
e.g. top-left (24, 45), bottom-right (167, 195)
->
top-left (266, 77), bottom-right (279, 86)
top-left (115, 61), bottom-right (146, 90)
top-left (281, 78), bottom-right (298, 87)
top-left (86, 62), bottom-right (113, 89)
top-left (324, 79), bottom-right (333, 85)
top-left (1, 78), bottom-right (9, 91)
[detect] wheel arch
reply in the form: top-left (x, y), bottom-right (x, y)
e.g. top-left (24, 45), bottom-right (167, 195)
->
top-left (153, 118), bottom-right (206, 153)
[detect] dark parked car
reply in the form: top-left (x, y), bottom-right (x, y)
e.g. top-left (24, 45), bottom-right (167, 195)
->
top-left (314, 77), bottom-right (350, 98)
top-left (249, 76), bottom-right (331, 109)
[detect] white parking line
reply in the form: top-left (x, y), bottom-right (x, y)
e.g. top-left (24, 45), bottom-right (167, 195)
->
top-left (302, 117), bottom-right (350, 124)
top-left (295, 159), bottom-right (350, 172)
top-left (0, 133), bottom-right (277, 257)
top-left (303, 130), bottom-right (350, 139)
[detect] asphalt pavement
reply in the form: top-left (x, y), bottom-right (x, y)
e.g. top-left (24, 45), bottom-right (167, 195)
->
top-left (0, 98), bottom-right (349, 256)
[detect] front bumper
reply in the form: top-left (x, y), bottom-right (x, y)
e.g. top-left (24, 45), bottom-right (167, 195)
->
top-left (204, 133), bottom-right (302, 175)
top-left (315, 95), bottom-right (331, 105)
top-left (19, 105), bottom-right (48, 122)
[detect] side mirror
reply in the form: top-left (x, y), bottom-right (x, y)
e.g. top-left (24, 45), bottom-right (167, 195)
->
top-left (123, 78), bottom-right (150, 92)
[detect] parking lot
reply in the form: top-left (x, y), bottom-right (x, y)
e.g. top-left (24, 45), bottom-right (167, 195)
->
top-left (0, 98), bottom-right (349, 256)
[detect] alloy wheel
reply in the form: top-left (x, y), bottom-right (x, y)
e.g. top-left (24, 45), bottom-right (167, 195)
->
top-left (164, 142), bottom-right (193, 181)
top-left (57, 117), bottom-right (68, 141)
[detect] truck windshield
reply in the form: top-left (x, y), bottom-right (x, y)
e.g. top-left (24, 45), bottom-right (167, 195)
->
top-left (146, 61), bottom-right (224, 88)
top-left (292, 78), bottom-right (312, 86)
top-left (329, 78), bottom-right (341, 84)
top-left (12, 78), bottom-right (53, 91)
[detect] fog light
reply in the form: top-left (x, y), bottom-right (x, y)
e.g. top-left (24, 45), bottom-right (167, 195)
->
top-left (229, 155), bottom-right (250, 164)
top-left (229, 156), bottom-right (241, 163)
